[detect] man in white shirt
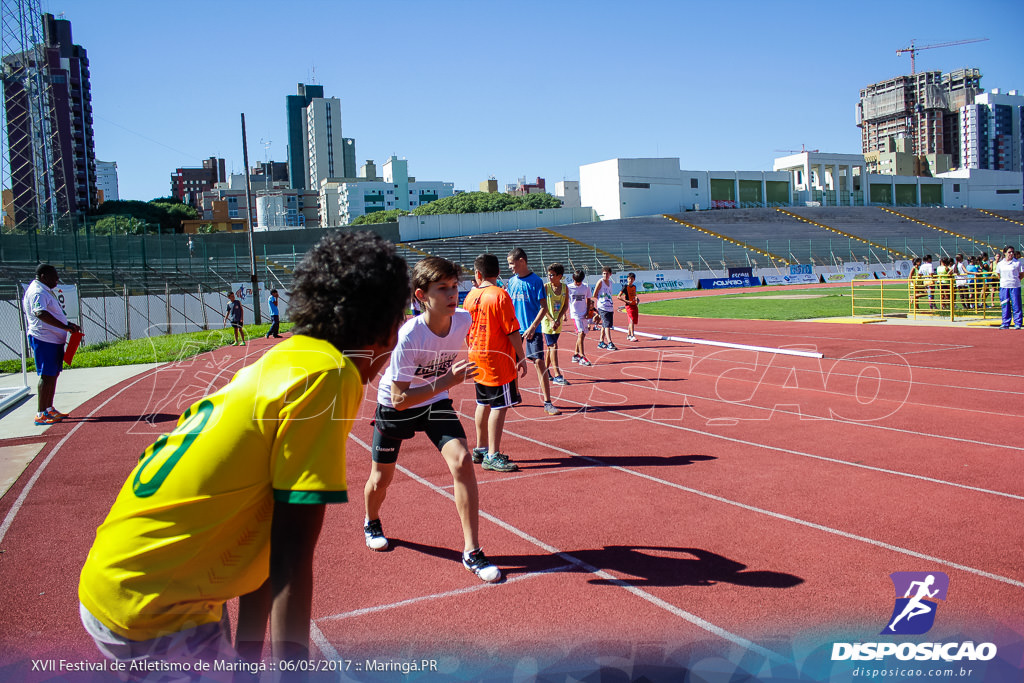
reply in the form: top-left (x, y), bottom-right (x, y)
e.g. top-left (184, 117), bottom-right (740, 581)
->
top-left (21, 264), bottom-right (81, 425)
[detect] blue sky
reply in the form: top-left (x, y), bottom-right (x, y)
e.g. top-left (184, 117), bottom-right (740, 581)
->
top-left (39, 0), bottom-right (1024, 201)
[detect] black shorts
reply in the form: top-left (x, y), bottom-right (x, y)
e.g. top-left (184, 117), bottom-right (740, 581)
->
top-left (475, 380), bottom-right (521, 409)
top-left (600, 310), bottom-right (614, 328)
top-left (230, 321), bottom-right (243, 329)
top-left (371, 398), bottom-right (466, 464)
top-left (525, 334), bottom-right (544, 360)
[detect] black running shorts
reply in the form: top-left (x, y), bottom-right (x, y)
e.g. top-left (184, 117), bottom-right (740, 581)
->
top-left (475, 380), bottom-right (521, 409)
top-left (371, 398), bottom-right (466, 464)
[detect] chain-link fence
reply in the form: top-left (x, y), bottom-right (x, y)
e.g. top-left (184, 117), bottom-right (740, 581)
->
top-left (1, 281), bottom-right (289, 364)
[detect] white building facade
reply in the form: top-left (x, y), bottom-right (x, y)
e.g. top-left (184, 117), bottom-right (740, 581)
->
top-left (554, 180), bottom-right (580, 207)
top-left (95, 160), bottom-right (119, 202)
top-left (318, 156), bottom-right (454, 227)
top-left (581, 158), bottom-right (791, 219)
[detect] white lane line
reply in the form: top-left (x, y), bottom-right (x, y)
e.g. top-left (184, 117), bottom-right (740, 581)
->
top-left (485, 413), bottom-right (1024, 590)
top-left (319, 564), bottom-right (573, 623)
top-left (342, 434), bottom-right (787, 663)
top-left (554, 360), bottom-right (1024, 453)
top-left (520, 386), bottom-right (1024, 500)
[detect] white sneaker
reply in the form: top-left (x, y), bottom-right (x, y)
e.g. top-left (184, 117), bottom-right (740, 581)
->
top-left (364, 519), bottom-right (388, 551)
top-left (463, 548), bottom-right (501, 582)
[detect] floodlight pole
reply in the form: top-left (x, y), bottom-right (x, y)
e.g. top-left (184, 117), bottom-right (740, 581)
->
top-left (240, 113), bottom-right (261, 323)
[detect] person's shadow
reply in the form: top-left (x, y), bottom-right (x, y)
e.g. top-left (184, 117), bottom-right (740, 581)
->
top-left (572, 545), bottom-right (804, 589)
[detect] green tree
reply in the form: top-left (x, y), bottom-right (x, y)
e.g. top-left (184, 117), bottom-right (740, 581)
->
top-left (89, 199), bottom-right (198, 233)
top-left (411, 192), bottom-right (561, 216)
top-left (351, 209), bottom-right (410, 225)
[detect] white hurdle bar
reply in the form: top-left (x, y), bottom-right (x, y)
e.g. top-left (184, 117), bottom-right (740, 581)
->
top-left (612, 327), bottom-right (824, 359)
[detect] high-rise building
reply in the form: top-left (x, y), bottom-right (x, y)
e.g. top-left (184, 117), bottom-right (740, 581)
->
top-left (960, 89), bottom-right (1024, 174)
top-left (857, 68), bottom-right (982, 166)
top-left (171, 157), bottom-right (226, 208)
top-left (285, 83), bottom-right (355, 190)
top-left (95, 160), bottom-right (118, 202)
top-left (2, 11), bottom-right (96, 228)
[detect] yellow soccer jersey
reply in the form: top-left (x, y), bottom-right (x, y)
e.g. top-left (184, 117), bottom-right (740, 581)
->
top-left (79, 335), bottom-right (361, 641)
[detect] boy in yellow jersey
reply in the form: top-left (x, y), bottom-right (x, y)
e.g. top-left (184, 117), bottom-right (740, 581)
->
top-left (78, 231), bottom-right (409, 674)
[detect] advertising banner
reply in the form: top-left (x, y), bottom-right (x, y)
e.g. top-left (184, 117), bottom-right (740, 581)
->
top-left (874, 260), bottom-right (914, 279)
top-left (823, 272), bottom-right (876, 283)
top-left (763, 274), bottom-right (822, 286)
top-left (789, 264), bottom-right (814, 275)
top-left (615, 270), bottom-right (697, 293)
top-left (698, 276), bottom-right (761, 290)
top-left (727, 267), bottom-right (753, 278)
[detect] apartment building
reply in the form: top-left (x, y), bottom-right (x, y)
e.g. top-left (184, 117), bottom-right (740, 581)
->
top-left (960, 89), bottom-right (1024, 173)
top-left (318, 156), bottom-right (453, 227)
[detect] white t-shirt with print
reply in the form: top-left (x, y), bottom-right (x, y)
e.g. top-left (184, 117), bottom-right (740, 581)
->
top-left (377, 309), bottom-right (471, 408)
top-left (22, 279), bottom-right (69, 344)
top-left (593, 277), bottom-right (615, 312)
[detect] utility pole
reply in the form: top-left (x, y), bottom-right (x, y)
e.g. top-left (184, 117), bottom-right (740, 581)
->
top-left (240, 113), bottom-right (261, 324)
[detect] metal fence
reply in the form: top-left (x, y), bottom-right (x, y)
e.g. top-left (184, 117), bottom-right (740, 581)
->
top-left (1, 283), bottom-right (288, 363)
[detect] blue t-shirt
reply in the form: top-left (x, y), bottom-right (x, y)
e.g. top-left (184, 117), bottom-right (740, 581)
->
top-left (506, 272), bottom-right (546, 330)
top-left (268, 295), bottom-right (279, 316)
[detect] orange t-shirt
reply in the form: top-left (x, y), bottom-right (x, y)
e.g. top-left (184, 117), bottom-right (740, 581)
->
top-left (463, 284), bottom-right (520, 387)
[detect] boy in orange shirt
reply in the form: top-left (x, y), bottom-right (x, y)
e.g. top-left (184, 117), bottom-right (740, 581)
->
top-left (463, 253), bottom-right (527, 473)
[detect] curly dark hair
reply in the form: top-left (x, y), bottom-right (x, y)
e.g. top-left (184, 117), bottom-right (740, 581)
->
top-left (288, 231), bottom-right (409, 351)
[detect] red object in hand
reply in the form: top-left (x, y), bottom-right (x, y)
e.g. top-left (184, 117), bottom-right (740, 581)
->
top-left (64, 331), bottom-right (83, 365)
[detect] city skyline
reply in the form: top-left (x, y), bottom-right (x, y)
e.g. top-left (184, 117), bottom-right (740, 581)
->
top-left (27, 0), bottom-right (1024, 202)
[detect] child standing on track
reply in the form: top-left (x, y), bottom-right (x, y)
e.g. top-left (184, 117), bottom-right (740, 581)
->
top-left (506, 248), bottom-right (560, 416)
top-left (618, 272), bottom-right (641, 341)
top-left (567, 269), bottom-right (593, 366)
top-left (224, 290), bottom-right (246, 346)
top-left (593, 266), bottom-right (618, 351)
top-left (78, 231), bottom-right (409, 671)
top-left (542, 262), bottom-right (570, 386)
top-left (464, 253), bottom-right (528, 473)
top-left (362, 256), bottom-right (501, 582)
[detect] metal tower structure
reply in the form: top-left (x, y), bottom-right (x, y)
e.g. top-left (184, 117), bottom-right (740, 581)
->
top-left (1, 0), bottom-right (70, 233)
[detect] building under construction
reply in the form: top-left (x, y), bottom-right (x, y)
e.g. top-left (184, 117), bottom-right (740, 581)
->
top-left (857, 68), bottom-right (982, 168)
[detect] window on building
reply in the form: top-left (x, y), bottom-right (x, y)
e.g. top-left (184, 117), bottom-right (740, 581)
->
top-left (953, 184), bottom-right (961, 192)
top-left (622, 182), bottom-right (650, 189)
top-left (690, 178), bottom-right (699, 189)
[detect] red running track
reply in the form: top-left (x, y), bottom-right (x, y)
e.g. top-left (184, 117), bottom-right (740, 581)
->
top-left (0, 316), bottom-right (1021, 681)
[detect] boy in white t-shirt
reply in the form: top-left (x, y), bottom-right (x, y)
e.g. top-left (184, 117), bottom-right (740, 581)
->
top-left (566, 269), bottom-right (593, 367)
top-left (363, 256), bottom-right (501, 582)
top-left (593, 266), bottom-right (618, 351)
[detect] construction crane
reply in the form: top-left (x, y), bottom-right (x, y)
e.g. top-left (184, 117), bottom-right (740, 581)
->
top-left (896, 38), bottom-right (988, 74)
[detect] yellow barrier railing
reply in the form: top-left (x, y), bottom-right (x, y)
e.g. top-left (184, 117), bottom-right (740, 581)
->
top-left (850, 275), bottom-right (1003, 323)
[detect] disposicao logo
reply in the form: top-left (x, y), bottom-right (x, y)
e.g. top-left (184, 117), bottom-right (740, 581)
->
top-left (831, 571), bottom-right (997, 662)
top-left (882, 571), bottom-right (948, 635)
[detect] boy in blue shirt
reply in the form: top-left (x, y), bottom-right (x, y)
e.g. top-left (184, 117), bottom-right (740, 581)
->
top-left (505, 248), bottom-right (559, 416)
top-left (265, 289), bottom-right (282, 339)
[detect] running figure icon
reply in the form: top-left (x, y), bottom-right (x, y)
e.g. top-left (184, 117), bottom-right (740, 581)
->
top-left (887, 574), bottom-right (940, 632)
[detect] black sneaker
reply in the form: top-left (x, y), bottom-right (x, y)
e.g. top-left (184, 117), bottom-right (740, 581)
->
top-left (471, 447), bottom-right (487, 464)
top-left (462, 548), bottom-right (501, 582)
top-left (482, 452), bottom-right (519, 472)
top-left (607, 343), bottom-right (619, 351)
top-left (364, 519), bottom-right (388, 551)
